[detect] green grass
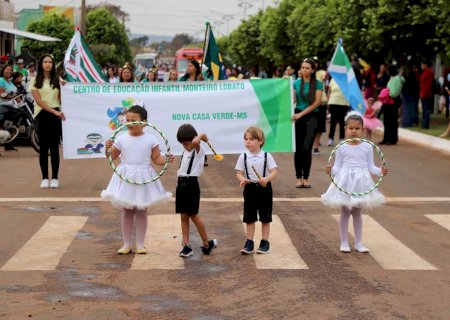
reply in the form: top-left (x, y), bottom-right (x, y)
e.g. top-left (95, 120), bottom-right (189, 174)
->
top-left (406, 111), bottom-right (450, 140)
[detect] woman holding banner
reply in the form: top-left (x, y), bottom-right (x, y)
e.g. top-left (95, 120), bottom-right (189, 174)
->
top-left (30, 54), bottom-right (64, 189)
top-left (291, 58), bottom-right (323, 188)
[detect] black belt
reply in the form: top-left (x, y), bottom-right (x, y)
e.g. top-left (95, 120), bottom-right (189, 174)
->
top-left (178, 176), bottom-right (198, 182)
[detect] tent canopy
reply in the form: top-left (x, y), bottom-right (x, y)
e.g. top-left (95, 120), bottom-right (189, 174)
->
top-left (0, 27), bottom-right (61, 42)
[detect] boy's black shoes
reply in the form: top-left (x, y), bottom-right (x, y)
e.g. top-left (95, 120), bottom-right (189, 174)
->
top-left (179, 245), bottom-right (193, 257)
top-left (240, 239), bottom-right (254, 255)
top-left (201, 239), bottom-right (218, 255)
top-left (256, 240), bottom-right (270, 254)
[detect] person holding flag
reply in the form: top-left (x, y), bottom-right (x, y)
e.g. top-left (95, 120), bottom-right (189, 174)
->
top-left (201, 22), bottom-right (226, 81)
top-left (63, 28), bottom-right (108, 83)
top-left (327, 41), bottom-right (365, 115)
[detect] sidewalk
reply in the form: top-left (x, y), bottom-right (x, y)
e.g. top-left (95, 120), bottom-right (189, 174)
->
top-left (398, 128), bottom-right (450, 155)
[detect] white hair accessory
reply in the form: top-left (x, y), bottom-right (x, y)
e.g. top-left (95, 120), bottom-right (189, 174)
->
top-left (133, 100), bottom-right (145, 108)
top-left (344, 110), bottom-right (363, 122)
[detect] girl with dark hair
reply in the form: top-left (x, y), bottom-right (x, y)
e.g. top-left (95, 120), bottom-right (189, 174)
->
top-left (291, 58), bottom-right (323, 188)
top-left (30, 54), bottom-right (64, 188)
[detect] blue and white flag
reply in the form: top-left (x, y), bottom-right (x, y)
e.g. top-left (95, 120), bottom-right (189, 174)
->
top-left (328, 42), bottom-right (365, 114)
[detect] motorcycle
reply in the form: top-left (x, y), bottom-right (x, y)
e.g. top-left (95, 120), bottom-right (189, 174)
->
top-left (0, 93), bottom-right (40, 153)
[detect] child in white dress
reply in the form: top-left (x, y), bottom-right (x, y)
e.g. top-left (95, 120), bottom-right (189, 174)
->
top-left (101, 105), bottom-right (172, 254)
top-left (321, 111), bottom-right (388, 253)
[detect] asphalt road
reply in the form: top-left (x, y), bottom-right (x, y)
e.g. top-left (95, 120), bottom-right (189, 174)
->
top-left (0, 134), bottom-right (449, 320)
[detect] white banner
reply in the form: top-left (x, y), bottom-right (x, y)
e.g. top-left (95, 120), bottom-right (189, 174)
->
top-left (61, 80), bottom-right (293, 159)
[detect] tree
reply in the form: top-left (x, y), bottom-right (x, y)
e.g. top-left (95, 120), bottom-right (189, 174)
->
top-left (227, 12), bottom-right (270, 68)
top-left (259, 0), bottom-right (297, 67)
top-left (23, 14), bottom-right (73, 62)
top-left (86, 3), bottom-right (129, 24)
top-left (169, 34), bottom-right (194, 52)
top-left (85, 7), bottom-right (132, 66)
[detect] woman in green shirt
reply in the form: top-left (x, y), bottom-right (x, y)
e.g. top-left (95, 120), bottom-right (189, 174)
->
top-left (291, 58), bottom-right (323, 188)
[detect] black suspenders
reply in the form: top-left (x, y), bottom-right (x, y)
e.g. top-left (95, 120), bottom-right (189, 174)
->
top-left (180, 150), bottom-right (196, 176)
top-left (244, 152), bottom-right (267, 179)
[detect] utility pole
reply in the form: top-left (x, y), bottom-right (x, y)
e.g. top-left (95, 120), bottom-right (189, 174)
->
top-left (80, 0), bottom-right (86, 34)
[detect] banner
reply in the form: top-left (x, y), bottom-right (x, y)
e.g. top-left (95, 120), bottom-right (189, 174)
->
top-left (61, 79), bottom-right (293, 159)
top-left (64, 30), bottom-right (108, 83)
top-left (328, 41), bottom-right (365, 114)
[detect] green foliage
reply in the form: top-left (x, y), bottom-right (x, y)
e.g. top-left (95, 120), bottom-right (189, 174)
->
top-left (24, 14), bottom-right (73, 62)
top-left (85, 8), bottom-right (132, 66)
top-left (227, 12), bottom-right (271, 67)
top-left (259, 0), bottom-right (297, 66)
top-left (221, 0), bottom-right (449, 67)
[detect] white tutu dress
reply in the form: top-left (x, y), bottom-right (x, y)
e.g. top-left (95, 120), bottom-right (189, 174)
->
top-left (101, 132), bottom-right (172, 209)
top-left (321, 142), bottom-right (385, 209)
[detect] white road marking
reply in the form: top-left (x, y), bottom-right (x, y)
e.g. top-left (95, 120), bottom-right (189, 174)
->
top-left (241, 215), bottom-right (308, 269)
top-left (1, 216), bottom-right (88, 271)
top-left (332, 215), bottom-right (437, 270)
top-left (131, 214), bottom-right (184, 270)
top-left (0, 197), bottom-right (449, 203)
top-left (425, 214), bottom-right (450, 231)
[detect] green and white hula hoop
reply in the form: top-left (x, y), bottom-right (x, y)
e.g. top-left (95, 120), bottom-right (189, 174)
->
top-left (328, 138), bottom-right (385, 196)
top-left (107, 121), bottom-right (171, 185)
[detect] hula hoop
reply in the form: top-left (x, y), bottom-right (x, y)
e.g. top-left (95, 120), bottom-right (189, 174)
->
top-left (328, 138), bottom-right (385, 196)
top-left (107, 121), bottom-right (170, 185)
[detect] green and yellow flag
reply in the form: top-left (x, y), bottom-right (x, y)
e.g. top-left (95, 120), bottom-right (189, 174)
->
top-left (203, 23), bottom-right (225, 80)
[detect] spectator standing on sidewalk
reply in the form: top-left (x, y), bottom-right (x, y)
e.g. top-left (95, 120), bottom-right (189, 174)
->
top-left (327, 78), bottom-right (350, 146)
top-left (419, 59), bottom-right (435, 129)
top-left (312, 59), bottom-right (328, 155)
top-left (401, 62), bottom-right (420, 127)
top-left (379, 65), bottom-right (404, 145)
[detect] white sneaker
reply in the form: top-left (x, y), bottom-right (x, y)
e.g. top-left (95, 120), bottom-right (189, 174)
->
top-left (355, 244), bottom-right (369, 253)
top-left (340, 244), bottom-right (351, 253)
top-left (327, 138), bottom-right (333, 146)
top-left (50, 179), bottom-right (59, 188)
top-left (40, 179), bottom-right (49, 189)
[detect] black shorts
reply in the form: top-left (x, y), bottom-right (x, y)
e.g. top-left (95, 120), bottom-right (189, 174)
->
top-left (175, 177), bottom-right (200, 215)
top-left (316, 104), bottom-right (327, 133)
top-left (243, 182), bottom-right (273, 223)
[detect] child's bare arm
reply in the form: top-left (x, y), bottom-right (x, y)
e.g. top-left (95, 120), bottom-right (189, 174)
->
top-left (192, 133), bottom-right (208, 153)
top-left (259, 168), bottom-right (277, 187)
top-left (151, 146), bottom-right (172, 165)
top-left (105, 139), bottom-right (120, 160)
top-left (236, 170), bottom-right (250, 187)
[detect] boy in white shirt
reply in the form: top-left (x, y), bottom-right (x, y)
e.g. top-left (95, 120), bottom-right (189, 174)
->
top-left (235, 126), bottom-right (278, 254)
top-left (176, 124), bottom-right (217, 257)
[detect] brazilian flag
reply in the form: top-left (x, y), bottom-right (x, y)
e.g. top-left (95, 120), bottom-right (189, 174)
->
top-left (203, 23), bottom-right (225, 80)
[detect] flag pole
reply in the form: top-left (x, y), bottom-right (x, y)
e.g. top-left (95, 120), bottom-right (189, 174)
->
top-left (200, 21), bottom-right (210, 72)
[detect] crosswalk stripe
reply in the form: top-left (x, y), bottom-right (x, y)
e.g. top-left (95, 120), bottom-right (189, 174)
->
top-left (241, 215), bottom-right (309, 269)
top-left (332, 215), bottom-right (437, 270)
top-left (425, 214), bottom-right (450, 231)
top-left (1, 216), bottom-right (88, 271)
top-left (131, 214), bottom-right (184, 270)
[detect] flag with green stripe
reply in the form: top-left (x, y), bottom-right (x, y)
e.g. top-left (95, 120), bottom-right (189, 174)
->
top-left (64, 29), bottom-right (108, 83)
top-left (203, 23), bottom-right (225, 80)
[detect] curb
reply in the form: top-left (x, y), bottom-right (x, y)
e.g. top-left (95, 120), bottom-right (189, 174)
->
top-left (398, 128), bottom-right (450, 155)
